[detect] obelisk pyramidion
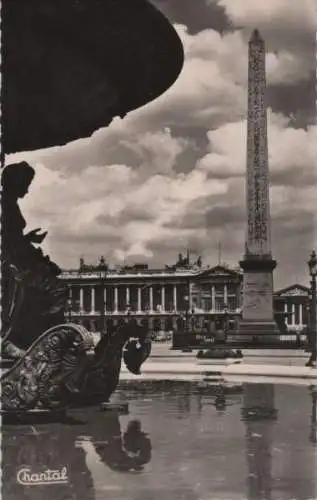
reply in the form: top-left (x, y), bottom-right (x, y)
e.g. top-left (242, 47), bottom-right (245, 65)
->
top-left (238, 29), bottom-right (280, 343)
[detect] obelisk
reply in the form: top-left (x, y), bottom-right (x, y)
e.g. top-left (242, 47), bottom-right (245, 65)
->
top-left (239, 29), bottom-right (280, 343)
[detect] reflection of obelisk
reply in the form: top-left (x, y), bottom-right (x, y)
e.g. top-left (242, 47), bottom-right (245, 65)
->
top-left (242, 384), bottom-right (277, 500)
top-left (239, 29), bottom-right (280, 343)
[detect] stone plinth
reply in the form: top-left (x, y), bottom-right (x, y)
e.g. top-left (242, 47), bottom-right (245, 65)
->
top-left (239, 256), bottom-right (280, 343)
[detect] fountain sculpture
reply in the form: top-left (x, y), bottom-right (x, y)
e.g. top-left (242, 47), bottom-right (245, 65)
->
top-left (1, 0), bottom-right (184, 414)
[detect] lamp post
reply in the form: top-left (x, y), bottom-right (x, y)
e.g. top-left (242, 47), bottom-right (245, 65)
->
top-left (67, 299), bottom-right (72, 322)
top-left (223, 302), bottom-right (229, 344)
top-left (183, 286), bottom-right (192, 352)
top-left (306, 250), bottom-right (317, 367)
top-left (125, 303), bottom-right (132, 324)
top-left (66, 285), bottom-right (72, 322)
top-left (99, 268), bottom-right (107, 336)
top-left (184, 295), bottom-right (189, 332)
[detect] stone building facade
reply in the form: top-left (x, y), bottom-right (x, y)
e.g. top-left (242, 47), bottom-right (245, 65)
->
top-left (60, 256), bottom-right (243, 334)
top-left (274, 284), bottom-right (310, 335)
top-left (60, 256), bottom-right (310, 337)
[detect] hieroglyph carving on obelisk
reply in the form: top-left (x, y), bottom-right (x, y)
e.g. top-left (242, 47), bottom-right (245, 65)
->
top-left (239, 29), bottom-right (279, 336)
top-left (245, 29), bottom-right (271, 257)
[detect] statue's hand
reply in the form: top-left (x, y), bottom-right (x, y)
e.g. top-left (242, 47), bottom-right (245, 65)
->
top-left (25, 228), bottom-right (48, 244)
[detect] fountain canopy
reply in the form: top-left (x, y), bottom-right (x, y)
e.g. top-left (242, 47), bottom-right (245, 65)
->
top-left (2, 0), bottom-right (184, 154)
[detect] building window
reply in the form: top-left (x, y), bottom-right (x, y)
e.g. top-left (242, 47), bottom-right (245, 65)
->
top-left (215, 298), bottom-right (225, 311)
top-left (228, 297), bottom-right (236, 311)
top-left (202, 298), bottom-right (212, 311)
top-left (226, 283), bottom-right (237, 295)
top-left (214, 284), bottom-right (224, 295)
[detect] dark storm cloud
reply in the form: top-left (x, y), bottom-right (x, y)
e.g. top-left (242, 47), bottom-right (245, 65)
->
top-left (96, 207), bottom-right (156, 226)
top-left (151, 0), bottom-right (228, 34)
top-left (147, 236), bottom-right (193, 254)
top-left (273, 212), bottom-right (315, 238)
top-left (51, 228), bottom-right (124, 247)
top-left (268, 76), bottom-right (316, 128)
top-left (151, 0), bottom-right (315, 129)
top-left (163, 204), bottom-right (244, 231)
top-left (205, 205), bottom-right (245, 227)
top-left (271, 164), bottom-right (317, 188)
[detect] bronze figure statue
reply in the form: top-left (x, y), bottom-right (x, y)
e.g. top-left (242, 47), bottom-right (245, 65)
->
top-left (1, 163), bottom-right (151, 413)
top-left (1, 162), bottom-right (67, 355)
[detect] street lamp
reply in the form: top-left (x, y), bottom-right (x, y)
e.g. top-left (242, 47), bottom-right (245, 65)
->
top-left (306, 250), bottom-right (317, 367)
top-left (182, 289), bottom-right (192, 352)
top-left (223, 302), bottom-right (229, 344)
top-left (98, 266), bottom-right (107, 336)
top-left (66, 285), bottom-right (72, 322)
top-left (125, 303), bottom-right (132, 323)
top-left (184, 295), bottom-right (189, 332)
top-left (67, 298), bottom-right (72, 322)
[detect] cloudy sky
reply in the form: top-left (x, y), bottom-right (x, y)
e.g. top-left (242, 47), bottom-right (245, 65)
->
top-left (7, 0), bottom-right (317, 289)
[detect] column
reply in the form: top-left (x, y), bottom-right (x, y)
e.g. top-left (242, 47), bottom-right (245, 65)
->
top-left (299, 303), bottom-right (303, 326)
top-left (291, 303), bottom-right (295, 326)
top-left (126, 286), bottom-right (130, 306)
top-left (79, 287), bottom-right (84, 312)
top-left (114, 287), bottom-right (118, 313)
top-left (103, 287), bottom-right (107, 313)
top-left (91, 287), bottom-right (95, 314)
top-left (161, 286), bottom-right (166, 312)
top-left (137, 287), bottom-right (142, 312)
top-left (284, 302), bottom-right (288, 325)
top-left (149, 286), bottom-right (153, 312)
top-left (224, 284), bottom-right (228, 304)
top-left (173, 285), bottom-right (177, 311)
top-left (211, 286), bottom-right (216, 312)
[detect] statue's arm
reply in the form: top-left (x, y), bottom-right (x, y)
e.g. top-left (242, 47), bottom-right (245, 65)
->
top-left (24, 228), bottom-right (47, 244)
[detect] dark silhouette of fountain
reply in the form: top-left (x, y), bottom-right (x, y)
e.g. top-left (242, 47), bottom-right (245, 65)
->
top-left (1, 0), bottom-right (184, 415)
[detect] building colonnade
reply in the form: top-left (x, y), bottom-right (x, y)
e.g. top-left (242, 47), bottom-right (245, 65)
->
top-left (283, 302), bottom-right (306, 331)
top-left (68, 282), bottom-right (238, 315)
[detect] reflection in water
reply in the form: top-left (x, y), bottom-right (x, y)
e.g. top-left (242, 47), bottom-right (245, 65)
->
top-left (93, 418), bottom-right (152, 472)
top-left (3, 420), bottom-right (94, 500)
top-left (310, 385), bottom-right (317, 444)
top-left (2, 413), bottom-right (151, 500)
top-left (241, 384), bottom-right (277, 500)
top-left (2, 382), bottom-right (317, 500)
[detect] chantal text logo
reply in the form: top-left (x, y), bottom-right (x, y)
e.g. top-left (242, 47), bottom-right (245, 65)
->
top-left (17, 467), bottom-right (68, 486)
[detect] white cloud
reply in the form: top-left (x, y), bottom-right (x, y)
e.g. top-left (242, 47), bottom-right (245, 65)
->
top-left (198, 111), bottom-right (317, 183)
top-left (6, 12), bottom-right (316, 287)
top-left (210, 0), bottom-right (315, 85)
top-left (215, 0), bottom-right (317, 33)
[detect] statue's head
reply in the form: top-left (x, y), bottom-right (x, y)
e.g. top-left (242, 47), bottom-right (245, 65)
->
top-left (2, 161), bottom-right (35, 199)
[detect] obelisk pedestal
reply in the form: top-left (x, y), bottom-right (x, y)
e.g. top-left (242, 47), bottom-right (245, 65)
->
top-left (238, 30), bottom-right (280, 344)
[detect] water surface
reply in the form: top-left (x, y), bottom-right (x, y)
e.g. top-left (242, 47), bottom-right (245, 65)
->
top-left (2, 381), bottom-right (317, 500)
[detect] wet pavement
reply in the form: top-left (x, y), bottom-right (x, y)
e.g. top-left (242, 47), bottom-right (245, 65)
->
top-left (2, 381), bottom-right (317, 500)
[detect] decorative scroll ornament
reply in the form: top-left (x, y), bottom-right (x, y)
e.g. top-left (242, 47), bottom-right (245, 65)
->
top-left (1, 323), bottom-right (94, 412)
